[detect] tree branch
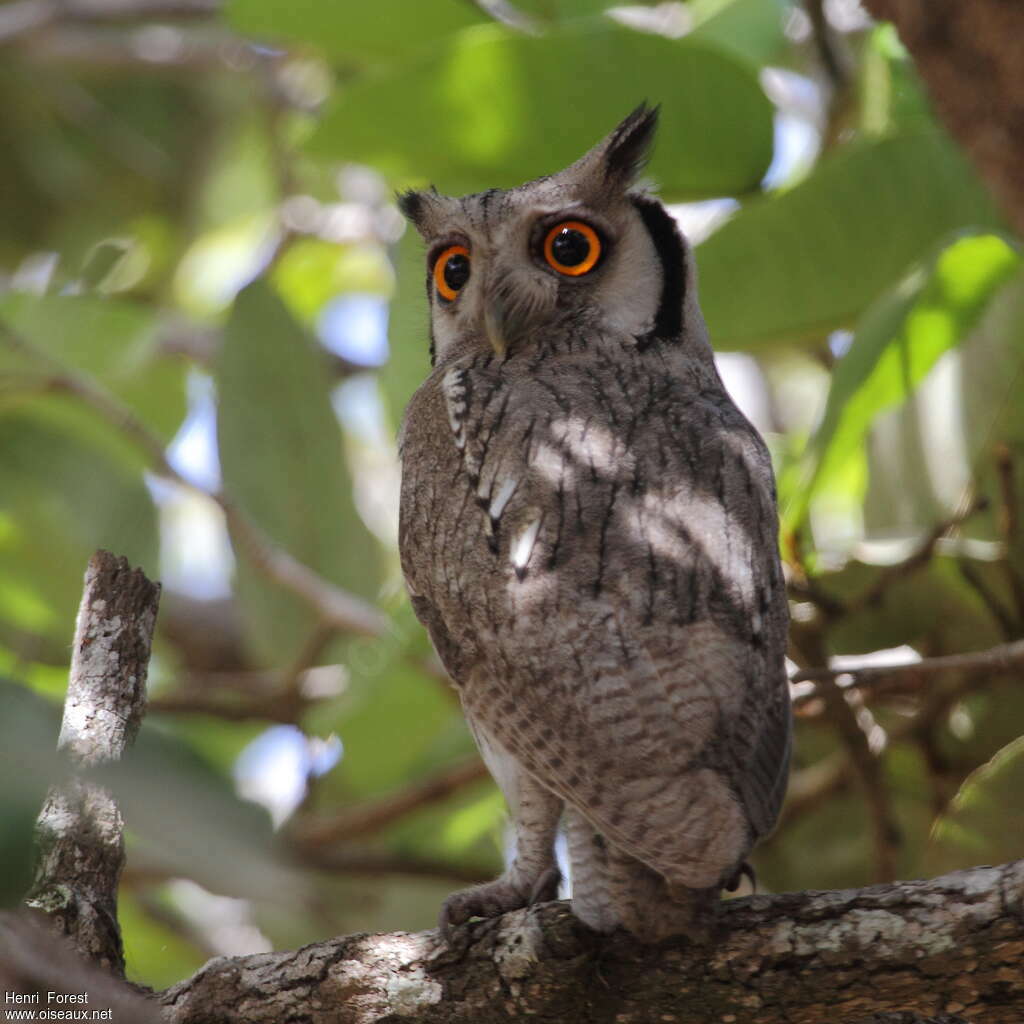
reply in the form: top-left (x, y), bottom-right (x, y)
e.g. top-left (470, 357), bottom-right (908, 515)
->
top-left (0, 321), bottom-right (389, 642)
top-left (292, 758), bottom-right (490, 847)
top-left (158, 860), bottom-right (1024, 1023)
top-left (0, 913), bottom-right (160, 1023)
top-left (791, 638), bottom-right (1024, 708)
top-left (26, 551), bottom-right (160, 975)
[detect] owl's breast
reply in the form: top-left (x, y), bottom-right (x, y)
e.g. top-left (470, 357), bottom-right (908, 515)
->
top-left (400, 347), bottom-right (784, 664)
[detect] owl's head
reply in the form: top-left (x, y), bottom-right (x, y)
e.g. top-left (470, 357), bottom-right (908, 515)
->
top-left (399, 104), bottom-right (708, 366)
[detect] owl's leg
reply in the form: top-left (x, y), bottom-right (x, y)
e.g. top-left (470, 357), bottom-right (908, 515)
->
top-left (564, 807), bottom-right (717, 942)
top-left (562, 806), bottom-right (617, 934)
top-left (439, 732), bottom-right (562, 941)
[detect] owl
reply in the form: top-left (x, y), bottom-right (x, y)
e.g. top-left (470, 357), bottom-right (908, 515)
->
top-left (397, 105), bottom-right (790, 943)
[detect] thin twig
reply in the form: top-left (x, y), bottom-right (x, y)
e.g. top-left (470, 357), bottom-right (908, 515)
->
top-left (791, 638), bottom-right (1024, 705)
top-left (0, 322), bottom-right (389, 641)
top-left (813, 676), bottom-right (900, 882)
top-left (805, 0), bottom-right (847, 89)
top-left (292, 758), bottom-right (490, 848)
top-left (956, 559), bottom-right (1018, 640)
top-left (294, 845), bottom-right (493, 887)
top-left (844, 497), bottom-right (988, 617)
top-left (149, 688), bottom-right (307, 723)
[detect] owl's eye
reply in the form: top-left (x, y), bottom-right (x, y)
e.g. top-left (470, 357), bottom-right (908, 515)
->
top-left (543, 221), bottom-right (602, 277)
top-left (433, 245), bottom-right (471, 302)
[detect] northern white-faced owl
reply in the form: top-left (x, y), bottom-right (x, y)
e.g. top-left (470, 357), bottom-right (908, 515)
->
top-left (397, 105), bottom-right (790, 943)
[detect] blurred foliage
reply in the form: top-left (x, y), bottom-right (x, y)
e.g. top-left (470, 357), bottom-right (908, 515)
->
top-left (1, 0), bottom-right (1022, 991)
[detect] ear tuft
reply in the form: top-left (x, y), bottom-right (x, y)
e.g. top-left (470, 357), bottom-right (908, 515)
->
top-left (603, 103), bottom-right (659, 186)
top-left (397, 187), bottom-right (448, 238)
top-left (397, 189), bottom-right (425, 225)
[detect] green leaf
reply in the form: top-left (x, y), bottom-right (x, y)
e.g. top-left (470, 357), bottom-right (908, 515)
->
top-left (0, 680), bottom-right (63, 907)
top-left (820, 554), bottom-right (1010, 657)
top-left (691, 0), bottom-right (790, 67)
top-left (119, 888), bottom-right (206, 990)
top-left (217, 282), bottom-right (381, 664)
top-left (924, 735), bottom-right (1024, 875)
top-left (697, 132), bottom-right (1004, 350)
top-left (0, 414), bottom-right (159, 641)
top-left (858, 24), bottom-right (933, 137)
top-left (784, 235), bottom-right (1021, 530)
top-left (0, 293), bottom-right (186, 442)
top-left (308, 22), bottom-right (773, 199)
top-left (379, 228), bottom-right (433, 426)
top-left (272, 239), bottom-right (393, 327)
top-left (226, 0), bottom-right (486, 62)
top-left (309, 601), bottom-right (470, 802)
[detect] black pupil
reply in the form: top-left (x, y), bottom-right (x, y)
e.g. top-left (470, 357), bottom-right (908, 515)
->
top-left (443, 253), bottom-right (470, 292)
top-left (551, 228), bottom-right (591, 266)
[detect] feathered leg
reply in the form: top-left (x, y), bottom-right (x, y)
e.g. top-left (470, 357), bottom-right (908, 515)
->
top-left (439, 724), bottom-right (561, 941)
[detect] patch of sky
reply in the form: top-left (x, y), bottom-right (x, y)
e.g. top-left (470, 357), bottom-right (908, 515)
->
top-left (234, 724), bottom-right (343, 828)
top-left (319, 293), bottom-right (389, 367)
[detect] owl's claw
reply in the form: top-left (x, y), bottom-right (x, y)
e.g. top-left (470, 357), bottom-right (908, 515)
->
top-left (723, 861), bottom-right (757, 893)
top-left (439, 869), bottom-right (560, 946)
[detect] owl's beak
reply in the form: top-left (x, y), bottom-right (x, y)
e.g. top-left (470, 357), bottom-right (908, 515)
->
top-left (484, 298), bottom-right (509, 358)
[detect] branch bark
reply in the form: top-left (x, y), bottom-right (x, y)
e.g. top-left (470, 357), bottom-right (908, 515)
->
top-left (159, 860), bottom-right (1024, 1024)
top-left (26, 550), bottom-right (161, 975)
top-left (862, 0), bottom-right (1024, 239)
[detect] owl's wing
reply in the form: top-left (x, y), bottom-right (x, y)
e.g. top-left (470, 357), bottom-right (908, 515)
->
top-left (460, 593), bottom-right (789, 890)
top-left (399, 353), bottom-right (791, 890)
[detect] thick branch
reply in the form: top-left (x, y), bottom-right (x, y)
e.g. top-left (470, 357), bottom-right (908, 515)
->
top-left (160, 861), bottom-right (1024, 1024)
top-left (0, 913), bottom-right (160, 1023)
top-left (27, 551), bottom-right (160, 975)
top-left (862, 0), bottom-right (1024, 239)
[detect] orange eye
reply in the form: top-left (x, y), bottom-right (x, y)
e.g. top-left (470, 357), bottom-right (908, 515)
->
top-left (543, 220), bottom-right (601, 276)
top-left (433, 245), bottom-right (471, 302)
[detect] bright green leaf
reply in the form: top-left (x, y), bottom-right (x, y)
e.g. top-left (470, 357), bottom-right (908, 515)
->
top-left (309, 22), bottom-right (773, 199)
top-left (783, 235), bottom-right (1021, 530)
top-left (697, 132), bottom-right (1004, 350)
top-left (272, 239), bottom-right (393, 326)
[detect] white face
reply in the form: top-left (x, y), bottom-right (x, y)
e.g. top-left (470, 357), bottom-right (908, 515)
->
top-left (421, 185), bottom-right (666, 366)
top-left (400, 106), bottom-right (680, 368)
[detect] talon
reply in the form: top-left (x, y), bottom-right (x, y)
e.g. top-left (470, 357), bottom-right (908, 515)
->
top-left (723, 861), bottom-right (757, 893)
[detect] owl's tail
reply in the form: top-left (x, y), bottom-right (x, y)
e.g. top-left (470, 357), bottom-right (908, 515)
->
top-left (562, 807), bottom-right (718, 943)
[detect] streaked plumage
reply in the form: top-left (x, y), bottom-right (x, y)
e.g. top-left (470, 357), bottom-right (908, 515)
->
top-left (398, 106), bottom-right (790, 942)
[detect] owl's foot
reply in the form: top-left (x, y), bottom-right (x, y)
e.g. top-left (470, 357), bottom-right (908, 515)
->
top-left (723, 861), bottom-right (757, 893)
top-left (439, 866), bottom-right (561, 944)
